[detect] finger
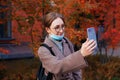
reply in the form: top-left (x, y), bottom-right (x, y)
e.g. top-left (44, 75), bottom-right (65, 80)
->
top-left (88, 41), bottom-right (96, 49)
top-left (89, 43), bottom-right (97, 51)
top-left (82, 38), bottom-right (89, 46)
top-left (86, 38), bottom-right (89, 41)
top-left (85, 40), bottom-right (94, 47)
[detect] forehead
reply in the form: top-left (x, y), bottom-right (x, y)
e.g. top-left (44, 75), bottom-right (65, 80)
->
top-left (50, 17), bottom-right (64, 28)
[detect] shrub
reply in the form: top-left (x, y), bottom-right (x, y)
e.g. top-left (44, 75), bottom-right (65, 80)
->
top-left (82, 54), bottom-right (120, 80)
top-left (0, 63), bottom-right (7, 79)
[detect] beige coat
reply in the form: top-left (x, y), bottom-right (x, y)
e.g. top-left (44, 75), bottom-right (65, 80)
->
top-left (38, 36), bottom-right (87, 80)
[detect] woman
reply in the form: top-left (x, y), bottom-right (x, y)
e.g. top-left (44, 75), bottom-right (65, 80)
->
top-left (38, 12), bottom-right (97, 80)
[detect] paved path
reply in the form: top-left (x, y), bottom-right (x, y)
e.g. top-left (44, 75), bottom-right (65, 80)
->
top-left (0, 43), bottom-right (34, 59)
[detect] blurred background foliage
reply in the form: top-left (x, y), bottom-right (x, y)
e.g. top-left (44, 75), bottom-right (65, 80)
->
top-left (0, 0), bottom-right (120, 80)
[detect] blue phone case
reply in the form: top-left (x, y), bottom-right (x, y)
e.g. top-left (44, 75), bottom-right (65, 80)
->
top-left (87, 27), bottom-right (98, 54)
top-left (87, 27), bottom-right (97, 41)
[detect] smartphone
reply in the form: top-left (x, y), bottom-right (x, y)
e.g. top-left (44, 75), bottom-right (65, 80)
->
top-left (87, 27), bottom-right (97, 41)
top-left (87, 27), bottom-right (98, 54)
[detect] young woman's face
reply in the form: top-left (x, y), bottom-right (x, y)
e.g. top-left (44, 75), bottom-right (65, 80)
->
top-left (46, 17), bottom-right (65, 36)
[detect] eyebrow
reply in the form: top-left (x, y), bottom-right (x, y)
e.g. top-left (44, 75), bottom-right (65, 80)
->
top-left (55, 24), bottom-right (65, 26)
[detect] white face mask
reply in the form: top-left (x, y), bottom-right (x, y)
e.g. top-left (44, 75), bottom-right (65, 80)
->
top-left (49, 33), bottom-right (64, 41)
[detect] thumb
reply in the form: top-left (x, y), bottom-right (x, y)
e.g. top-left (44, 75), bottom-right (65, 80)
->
top-left (85, 38), bottom-right (89, 43)
top-left (82, 38), bottom-right (88, 46)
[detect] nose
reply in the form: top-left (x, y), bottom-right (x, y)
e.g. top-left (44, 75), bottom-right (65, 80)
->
top-left (59, 28), bottom-right (64, 33)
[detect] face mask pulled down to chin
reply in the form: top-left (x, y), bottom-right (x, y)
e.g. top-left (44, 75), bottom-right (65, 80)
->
top-left (49, 33), bottom-right (64, 41)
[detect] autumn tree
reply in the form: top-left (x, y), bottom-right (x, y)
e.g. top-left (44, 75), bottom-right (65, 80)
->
top-left (1, 0), bottom-right (120, 56)
top-left (92, 0), bottom-right (120, 56)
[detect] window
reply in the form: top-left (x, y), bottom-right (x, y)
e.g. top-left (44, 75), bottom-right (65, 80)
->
top-left (0, 0), bottom-right (12, 40)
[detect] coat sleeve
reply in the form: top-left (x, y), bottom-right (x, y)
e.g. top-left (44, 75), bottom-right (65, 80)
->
top-left (38, 46), bottom-right (87, 75)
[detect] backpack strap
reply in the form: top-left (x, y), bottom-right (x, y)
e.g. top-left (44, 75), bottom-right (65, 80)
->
top-left (40, 43), bottom-right (55, 56)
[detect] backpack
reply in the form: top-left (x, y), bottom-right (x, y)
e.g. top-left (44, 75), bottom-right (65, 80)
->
top-left (36, 43), bottom-right (55, 80)
top-left (36, 37), bottom-right (72, 80)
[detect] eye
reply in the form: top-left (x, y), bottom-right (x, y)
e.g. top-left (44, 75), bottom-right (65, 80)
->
top-left (54, 25), bottom-right (60, 30)
top-left (61, 24), bottom-right (65, 28)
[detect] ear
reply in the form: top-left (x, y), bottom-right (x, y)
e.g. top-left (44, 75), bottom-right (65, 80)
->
top-left (45, 27), bottom-right (51, 34)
